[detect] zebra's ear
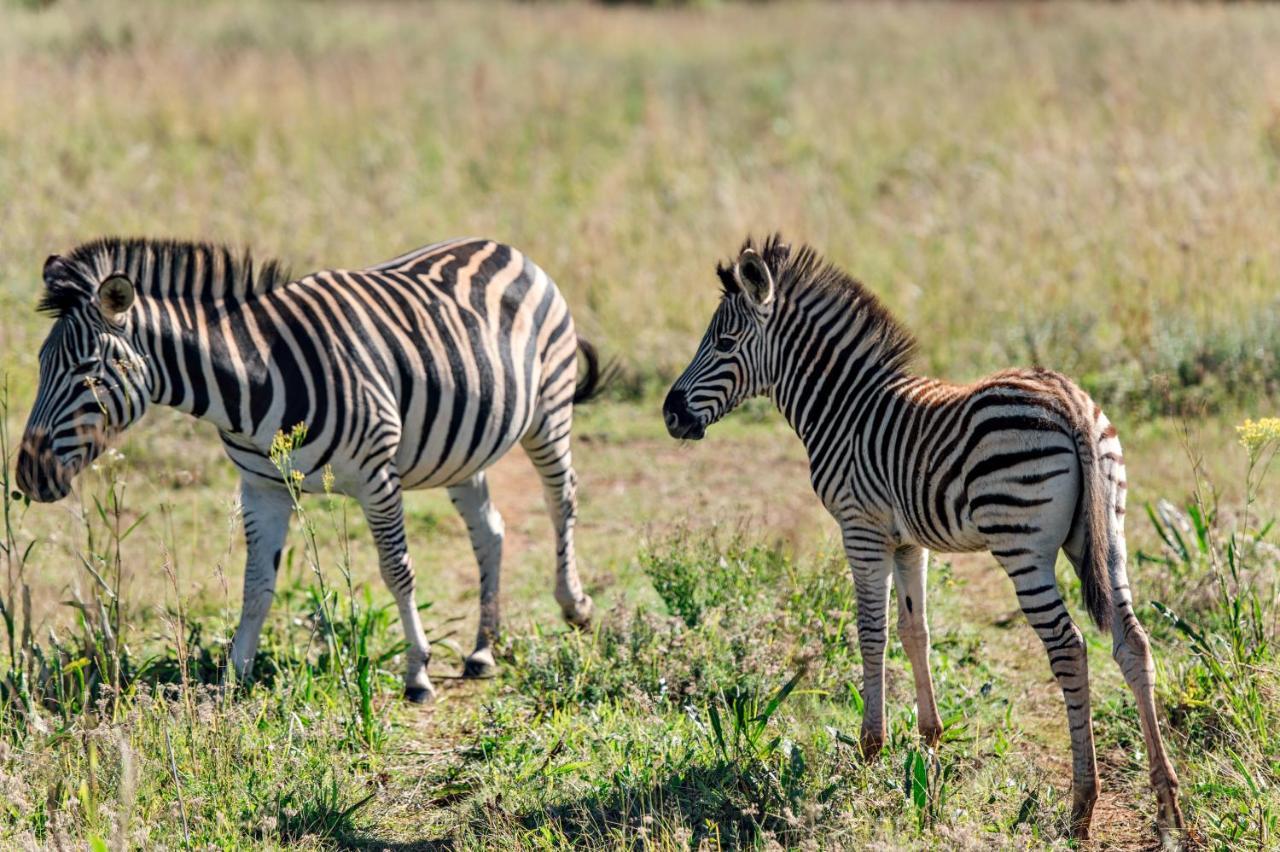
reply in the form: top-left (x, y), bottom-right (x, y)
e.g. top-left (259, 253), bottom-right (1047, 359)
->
top-left (43, 255), bottom-right (67, 281)
top-left (735, 249), bottom-right (775, 308)
top-left (98, 273), bottom-right (136, 321)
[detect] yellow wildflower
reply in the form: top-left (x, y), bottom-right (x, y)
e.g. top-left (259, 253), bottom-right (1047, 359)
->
top-left (322, 465), bottom-right (335, 495)
top-left (269, 429), bottom-right (290, 458)
top-left (1237, 418), bottom-right (1280, 457)
top-left (291, 469), bottom-right (305, 483)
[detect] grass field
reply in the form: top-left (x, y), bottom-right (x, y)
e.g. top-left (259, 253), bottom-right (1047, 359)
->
top-left (2, 2), bottom-right (1280, 849)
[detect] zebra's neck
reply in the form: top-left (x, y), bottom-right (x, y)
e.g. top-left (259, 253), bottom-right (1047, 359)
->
top-left (129, 290), bottom-right (269, 436)
top-left (66, 239), bottom-right (294, 436)
top-left (768, 293), bottom-right (912, 470)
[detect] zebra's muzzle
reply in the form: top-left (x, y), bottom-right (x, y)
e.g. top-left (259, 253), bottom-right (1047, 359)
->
top-left (662, 389), bottom-right (706, 441)
top-left (15, 431), bottom-right (75, 503)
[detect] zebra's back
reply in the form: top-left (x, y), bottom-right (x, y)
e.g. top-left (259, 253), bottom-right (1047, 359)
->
top-left (852, 369), bottom-right (1100, 556)
top-left (224, 238), bottom-right (578, 492)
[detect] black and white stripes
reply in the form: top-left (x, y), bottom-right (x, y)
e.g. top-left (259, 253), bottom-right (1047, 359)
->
top-left (18, 236), bottom-right (601, 700)
top-left (663, 235), bottom-right (1185, 843)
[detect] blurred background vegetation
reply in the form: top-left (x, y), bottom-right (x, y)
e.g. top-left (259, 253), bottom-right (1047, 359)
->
top-left (3, 1), bottom-right (1279, 412)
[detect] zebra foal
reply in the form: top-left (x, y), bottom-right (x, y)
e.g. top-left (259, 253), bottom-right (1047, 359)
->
top-left (663, 235), bottom-right (1185, 842)
top-left (17, 236), bottom-right (601, 702)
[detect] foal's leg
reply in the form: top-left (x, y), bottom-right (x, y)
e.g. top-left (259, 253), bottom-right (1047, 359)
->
top-left (361, 465), bottom-right (435, 703)
top-left (842, 522), bottom-right (895, 756)
top-left (229, 478), bottom-right (294, 680)
top-left (893, 544), bottom-right (943, 746)
top-left (1069, 431), bottom-right (1185, 840)
top-left (1105, 562), bottom-right (1182, 834)
top-left (521, 407), bottom-right (593, 627)
top-left (448, 471), bottom-right (505, 678)
top-left (994, 548), bottom-right (1099, 839)
top-left (1107, 561), bottom-right (1184, 838)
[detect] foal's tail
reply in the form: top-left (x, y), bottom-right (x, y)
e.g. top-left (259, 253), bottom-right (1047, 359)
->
top-left (1067, 400), bottom-right (1113, 631)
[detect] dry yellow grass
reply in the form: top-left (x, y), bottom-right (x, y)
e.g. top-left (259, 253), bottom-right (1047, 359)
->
top-left (3, 2), bottom-right (1279, 391)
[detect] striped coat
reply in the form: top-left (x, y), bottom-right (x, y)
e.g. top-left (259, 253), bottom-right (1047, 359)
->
top-left (663, 235), bottom-right (1185, 843)
top-left (18, 236), bottom-right (602, 700)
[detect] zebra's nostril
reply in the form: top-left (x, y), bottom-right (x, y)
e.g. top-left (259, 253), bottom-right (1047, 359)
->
top-left (663, 389), bottom-right (688, 417)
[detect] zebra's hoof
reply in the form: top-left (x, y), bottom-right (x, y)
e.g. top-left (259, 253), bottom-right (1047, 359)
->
top-left (1155, 784), bottom-right (1186, 839)
top-left (1069, 795), bottom-right (1096, 840)
top-left (859, 731), bottom-right (884, 759)
top-left (563, 594), bottom-right (594, 630)
top-left (404, 685), bottom-right (436, 704)
top-left (463, 650), bottom-right (497, 679)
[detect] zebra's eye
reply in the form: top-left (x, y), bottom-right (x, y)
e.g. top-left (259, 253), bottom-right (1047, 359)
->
top-left (714, 334), bottom-right (739, 353)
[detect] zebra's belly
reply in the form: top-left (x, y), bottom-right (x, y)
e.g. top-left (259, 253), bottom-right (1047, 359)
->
top-left (894, 509), bottom-right (986, 554)
top-left (394, 401), bottom-right (536, 491)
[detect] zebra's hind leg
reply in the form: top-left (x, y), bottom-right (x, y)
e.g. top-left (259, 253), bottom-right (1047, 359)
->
top-left (448, 472), bottom-right (504, 678)
top-left (1109, 596), bottom-right (1185, 841)
top-left (361, 467), bottom-right (435, 704)
top-left (994, 548), bottom-right (1099, 839)
top-left (893, 545), bottom-right (943, 746)
top-left (521, 411), bottom-right (593, 628)
top-left (1068, 526), bottom-right (1186, 839)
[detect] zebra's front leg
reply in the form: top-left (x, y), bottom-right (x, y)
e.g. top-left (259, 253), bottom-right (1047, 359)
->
top-left (229, 479), bottom-right (294, 682)
top-left (995, 550), bottom-right (1099, 839)
top-left (522, 421), bottom-right (593, 628)
top-left (893, 544), bottom-right (943, 746)
top-left (843, 522), bottom-right (895, 757)
top-left (448, 472), bottom-right (504, 678)
top-left (361, 468), bottom-right (435, 703)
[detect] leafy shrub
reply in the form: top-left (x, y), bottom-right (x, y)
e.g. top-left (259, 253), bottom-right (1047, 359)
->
top-left (641, 532), bottom-right (788, 627)
top-left (1138, 418), bottom-right (1280, 846)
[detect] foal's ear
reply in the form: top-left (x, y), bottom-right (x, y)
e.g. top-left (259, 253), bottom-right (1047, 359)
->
top-left (98, 273), bottom-right (136, 322)
top-left (43, 255), bottom-right (68, 281)
top-left (735, 248), bottom-right (775, 307)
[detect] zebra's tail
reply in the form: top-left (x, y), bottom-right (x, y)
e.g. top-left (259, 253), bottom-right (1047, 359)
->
top-left (573, 338), bottom-right (613, 405)
top-left (1069, 402), bottom-right (1113, 631)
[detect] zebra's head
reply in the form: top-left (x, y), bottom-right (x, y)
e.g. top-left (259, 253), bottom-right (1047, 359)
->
top-left (17, 254), bottom-right (150, 502)
top-left (663, 242), bottom-right (786, 440)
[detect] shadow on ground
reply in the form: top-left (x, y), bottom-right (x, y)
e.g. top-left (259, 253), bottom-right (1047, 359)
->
top-left (341, 761), bottom-right (809, 850)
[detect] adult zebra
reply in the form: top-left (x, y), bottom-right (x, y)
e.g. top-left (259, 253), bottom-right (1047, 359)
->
top-left (16, 236), bottom-right (602, 702)
top-left (663, 236), bottom-right (1184, 843)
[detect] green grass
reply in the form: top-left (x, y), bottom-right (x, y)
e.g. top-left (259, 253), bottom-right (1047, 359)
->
top-left (2, 1), bottom-right (1280, 849)
top-left (6, 443), bottom-right (1279, 848)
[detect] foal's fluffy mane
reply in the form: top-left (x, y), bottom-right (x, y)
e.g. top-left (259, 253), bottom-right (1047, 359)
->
top-left (717, 233), bottom-right (918, 371)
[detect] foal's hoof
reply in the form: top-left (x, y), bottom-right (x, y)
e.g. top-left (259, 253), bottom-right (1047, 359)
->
top-left (859, 731), bottom-right (884, 759)
top-left (404, 685), bottom-right (436, 704)
top-left (1157, 793), bottom-right (1190, 847)
top-left (1069, 796), bottom-right (1097, 841)
top-left (562, 594), bottom-right (594, 630)
top-left (463, 650), bottom-right (497, 679)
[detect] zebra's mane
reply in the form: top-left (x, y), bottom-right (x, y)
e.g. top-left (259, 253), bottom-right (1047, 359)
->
top-left (39, 237), bottom-right (292, 317)
top-left (718, 233), bottom-right (918, 372)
